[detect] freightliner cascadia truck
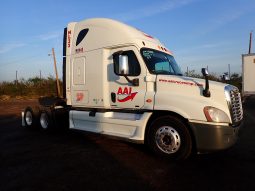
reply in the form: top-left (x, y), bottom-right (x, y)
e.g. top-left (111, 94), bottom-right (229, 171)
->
top-left (23, 18), bottom-right (243, 160)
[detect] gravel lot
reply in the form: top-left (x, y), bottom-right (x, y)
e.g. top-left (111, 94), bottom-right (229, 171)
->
top-left (0, 97), bottom-right (255, 191)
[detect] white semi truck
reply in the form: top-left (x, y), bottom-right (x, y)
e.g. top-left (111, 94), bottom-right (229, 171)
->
top-left (23, 18), bottom-right (243, 160)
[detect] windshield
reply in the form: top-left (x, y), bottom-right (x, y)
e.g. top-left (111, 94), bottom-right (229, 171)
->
top-left (141, 48), bottom-right (182, 76)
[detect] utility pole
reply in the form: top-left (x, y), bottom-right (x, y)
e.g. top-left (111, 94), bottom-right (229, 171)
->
top-left (186, 66), bottom-right (189, 76)
top-left (51, 48), bottom-right (61, 97)
top-left (248, 31), bottom-right (252, 54)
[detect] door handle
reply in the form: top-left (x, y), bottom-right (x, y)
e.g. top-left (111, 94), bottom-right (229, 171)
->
top-left (111, 92), bottom-right (116, 103)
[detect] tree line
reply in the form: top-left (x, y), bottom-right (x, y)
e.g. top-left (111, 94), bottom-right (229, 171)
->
top-left (185, 70), bottom-right (242, 91)
top-left (0, 75), bottom-right (62, 99)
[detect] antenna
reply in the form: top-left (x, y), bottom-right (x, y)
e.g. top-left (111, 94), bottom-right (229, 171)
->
top-left (248, 31), bottom-right (253, 54)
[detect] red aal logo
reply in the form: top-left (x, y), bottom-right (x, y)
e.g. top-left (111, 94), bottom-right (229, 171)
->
top-left (117, 87), bottom-right (138, 102)
top-left (76, 92), bottom-right (84, 101)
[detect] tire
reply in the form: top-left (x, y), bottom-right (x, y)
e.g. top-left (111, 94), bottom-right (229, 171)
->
top-left (39, 108), bottom-right (53, 130)
top-left (24, 106), bottom-right (40, 129)
top-left (147, 115), bottom-right (192, 160)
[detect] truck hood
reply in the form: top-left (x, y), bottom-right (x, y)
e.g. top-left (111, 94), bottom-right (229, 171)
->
top-left (154, 75), bottom-right (230, 122)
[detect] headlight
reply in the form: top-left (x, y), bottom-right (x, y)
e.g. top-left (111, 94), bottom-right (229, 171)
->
top-left (203, 106), bottom-right (230, 123)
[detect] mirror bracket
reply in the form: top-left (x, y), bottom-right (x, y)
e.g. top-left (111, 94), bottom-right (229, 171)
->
top-left (124, 76), bottom-right (139, 86)
top-left (201, 68), bottom-right (211, 97)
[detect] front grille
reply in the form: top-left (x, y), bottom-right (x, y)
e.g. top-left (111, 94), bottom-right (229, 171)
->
top-left (225, 85), bottom-right (243, 124)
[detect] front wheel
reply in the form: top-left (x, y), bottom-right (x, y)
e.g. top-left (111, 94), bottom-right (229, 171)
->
top-left (147, 115), bottom-right (192, 160)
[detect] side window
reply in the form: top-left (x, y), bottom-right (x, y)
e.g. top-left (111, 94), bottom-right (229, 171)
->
top-left (113, 50), bottom-right (141, 76)
top-left (76, 29), bottom-right (89, 46)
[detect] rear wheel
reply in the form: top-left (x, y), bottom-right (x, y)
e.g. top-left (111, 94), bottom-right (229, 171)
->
top-left (39, 108), bottom-right (53, 130)
top-left (147, 115), bottom-right (192, 160)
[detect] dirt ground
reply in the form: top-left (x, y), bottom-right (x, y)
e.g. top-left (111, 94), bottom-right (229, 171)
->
top-left (0, 98), bottom-right (255, 191)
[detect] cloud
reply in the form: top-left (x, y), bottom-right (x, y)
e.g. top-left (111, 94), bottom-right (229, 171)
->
top-left (0, 43), bottom-right (26, 54)
top-left (198, 5), bottom-right (255, 36)
top-left (116, 0), bottom-right (197, 22)
top-left (37, 30), bottom-right (62, 41)
top-left (197, 42), bottom-right (226, 49)
top-left (176, 42), bottom-right (230, 55)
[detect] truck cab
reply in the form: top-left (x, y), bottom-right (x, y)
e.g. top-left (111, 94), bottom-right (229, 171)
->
top-left (24, 18), bottom-right (243, 160)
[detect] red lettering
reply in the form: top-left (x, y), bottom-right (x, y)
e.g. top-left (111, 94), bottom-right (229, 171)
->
top-left (129, 87), bottom-right (132, 94)
top-left (123, 87), bottom-right (129, 94)
top-left (67, 30), bottom-right (71, 48)
top-left (116, 87), bottom-right (138, 102)
top-left (159, 78), bottom-right (204, 87)
top-left (117, 87), bottom-right (122, 95)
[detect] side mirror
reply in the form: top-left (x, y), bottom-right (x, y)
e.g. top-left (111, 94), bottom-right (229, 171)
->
top-left (222, 75), bottom-right (229, 81)
top-left (201, 68), bottom-right (209, 77)
top-left (201, 68), bottom-right (210, 97)
top-left (113, 53), bottom-right (139, 86)
top-left (119, 55), bottom-right (129, 75)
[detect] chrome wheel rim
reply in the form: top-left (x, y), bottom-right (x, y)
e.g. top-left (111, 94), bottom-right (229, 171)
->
top-left (40, 112), bottom-right (49, 129)
top-left (25, 111), bottom-right (33, 126)
top-left (155, 126), bottom-right (181, 154)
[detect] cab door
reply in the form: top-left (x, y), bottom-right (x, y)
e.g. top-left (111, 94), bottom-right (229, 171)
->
top-left (109, 46), bottom-right (146, 109)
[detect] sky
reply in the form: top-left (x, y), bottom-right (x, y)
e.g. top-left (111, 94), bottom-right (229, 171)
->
top-left (0, 0), bottom-right (254, 82)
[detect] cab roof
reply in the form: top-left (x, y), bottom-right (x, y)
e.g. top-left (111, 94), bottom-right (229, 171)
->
top-left (69, 18), bottom-right (170, 53)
